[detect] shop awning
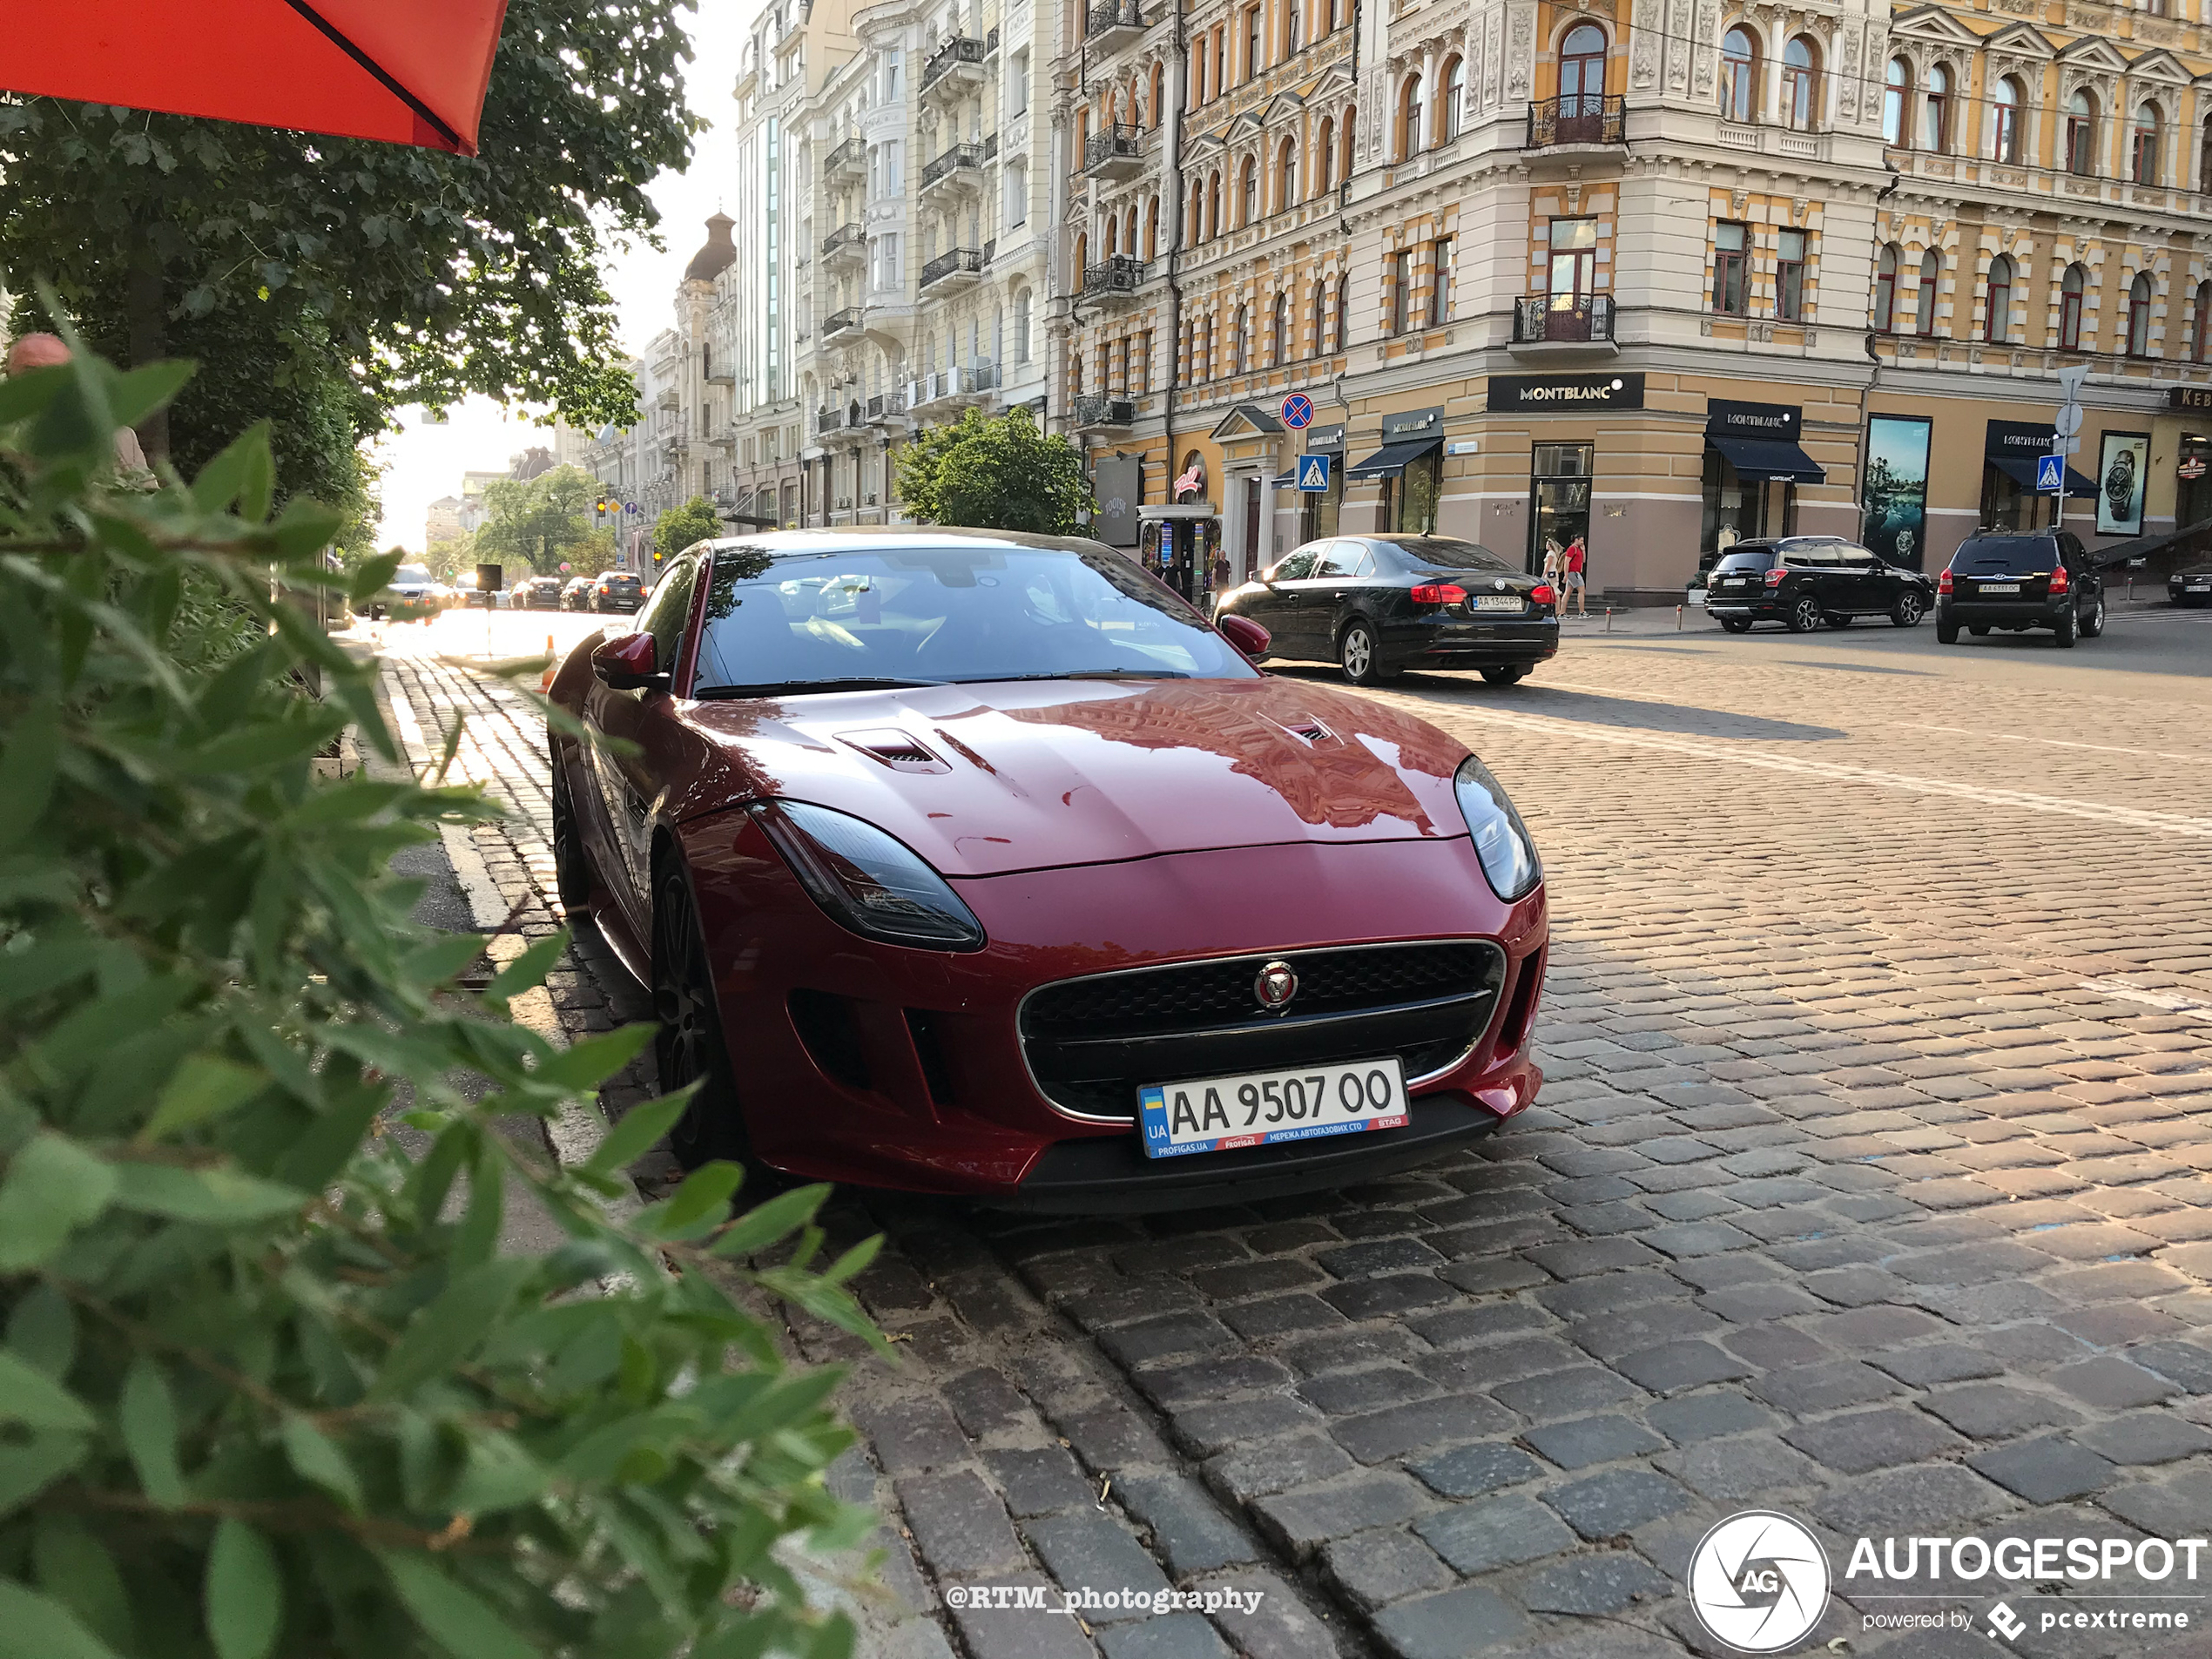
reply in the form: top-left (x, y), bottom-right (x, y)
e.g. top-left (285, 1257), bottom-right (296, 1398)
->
top-left (1344, 437), bottom-right (1442, 482)
top-left (1987, 455), bottom-right (2097, 498)
top-left (1707, 435), bottom-right (1825, 484)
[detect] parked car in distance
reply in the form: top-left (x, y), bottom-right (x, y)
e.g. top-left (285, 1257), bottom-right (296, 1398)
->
top-left (2170, 560), bottom-right (2212, 606)
top-left (560, 576), bottom-right (597, 611)
top-left (1215, 535), bottom-right (1560, 686)
top-left (1704, 536), bottom-right (1936, 633)
top-left (462, 573), bottom-right (502, 609)
top-left (1937, 529), bottom-right (2105, 647)
top-left (518, 575), bottom-right (567, 610)
top-left (591, 570), bottom-right (647, 614)
top-left (367, 562), bottom-right (443, 622)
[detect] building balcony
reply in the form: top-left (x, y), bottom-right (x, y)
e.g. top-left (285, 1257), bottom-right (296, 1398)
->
top-left (656, 385), bottom-right (681, 409)
top-left (705, 360), bottom-right (736, 386)
top-left (822, 306), bottom-right (866, 341)
top-left (1083, 123), bottom-right (1147, 181)
top-left (921, 37), bottom-right (985, 102)
top-left (921, 141), bottom-right (988, 197)
top-left (920, 246), bottom-right (987, 293)
top-left (824, 134), bottom-right (866, 181)
top-left (1510, 294), bottom-right (1617, 354)
top-left (815, 405), bottom-right (848, 437)
top-left (1085, 1), bottom-right (1147, 50)
top-left (1525, 94), bottom-right (1626, 150)
top-left (821, 221), bottom-right (867, 267)
top-left (866, 390), bottom-right (907, 425)
top-left (907, 362), bottom-right (1001, 414)
top-left (1072, 395), bottom-right (1136, 430)
top-left (1081, 255), bottom-right (1147, 307)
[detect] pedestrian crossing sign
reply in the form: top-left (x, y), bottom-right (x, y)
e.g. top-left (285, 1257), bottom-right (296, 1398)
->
top-left (2036, 453), bottom-right (2065, 492)
top-left (1297, 454), bottom-right (1332, 492)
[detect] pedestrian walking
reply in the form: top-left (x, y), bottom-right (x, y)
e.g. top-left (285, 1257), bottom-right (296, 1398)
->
top-left (1562, 533), bottom-right (1588, 617)
top-left (4, 333), bottom-right (151, 476)
top-left (1541, 537), bottom-right (1562, 585)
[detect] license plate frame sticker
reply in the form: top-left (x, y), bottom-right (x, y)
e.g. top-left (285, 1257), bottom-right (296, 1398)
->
top-left (1474, 594), bottom-right (1523, 611)
top-left (1138, 1057), bottom-right (1409, 1158)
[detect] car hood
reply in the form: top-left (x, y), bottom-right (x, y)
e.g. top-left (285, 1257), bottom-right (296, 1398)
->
top-left (677, 677), bottom-right (1475, 877)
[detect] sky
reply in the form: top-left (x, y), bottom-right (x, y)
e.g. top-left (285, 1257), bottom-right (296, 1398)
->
top-left (373, 1), bottom-right (752, 555)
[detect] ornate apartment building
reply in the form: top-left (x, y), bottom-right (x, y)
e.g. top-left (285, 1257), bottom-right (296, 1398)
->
top-left (1054, 0), bottom-right (2212, 597)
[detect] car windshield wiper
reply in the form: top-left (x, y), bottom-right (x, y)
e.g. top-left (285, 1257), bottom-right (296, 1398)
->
top-left (691, 677), bottom-right (949, 698)
top-left (954, 668), bottom-right (1194, 683)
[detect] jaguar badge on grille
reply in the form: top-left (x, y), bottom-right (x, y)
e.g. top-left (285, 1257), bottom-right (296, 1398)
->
top-left (1254, 960), bottom-right (1299, 1013)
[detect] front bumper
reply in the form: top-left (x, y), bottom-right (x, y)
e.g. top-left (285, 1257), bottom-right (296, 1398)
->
top-left (675, 814), bottom-right (1548, 1205)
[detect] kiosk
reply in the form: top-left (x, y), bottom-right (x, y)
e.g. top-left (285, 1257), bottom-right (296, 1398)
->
top-left (1136, 503), bottom-right (1220, 607)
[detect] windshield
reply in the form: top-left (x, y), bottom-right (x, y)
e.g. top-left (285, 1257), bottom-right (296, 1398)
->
top-left (392, 565), bottom-right (434, 586)
top-left (1389, 537), bottom-right (1516, 573)
top-left (1952, 536), bottom-right (2056, 576)
top-left (691, 545), bottom-right (1258, 694)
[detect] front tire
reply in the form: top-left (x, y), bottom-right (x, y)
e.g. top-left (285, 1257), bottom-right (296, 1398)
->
top-left (1786, 594), bottom-right (1823, 633)
top-left (2080, 595), bottom-right (2106, 637)
top-left (1890, 592), bottom-right (1925, 627)
top-left (549, 753), bottom-right (595, 910)
top-left (1481, 664), bottom-right (1527, 686)
top-left (652, 864), bottom-right (753, 1172)
top-left (1339, 621), bottom-right (1385, 685)
top-left (2054, 604), bottom-right (2080, 648)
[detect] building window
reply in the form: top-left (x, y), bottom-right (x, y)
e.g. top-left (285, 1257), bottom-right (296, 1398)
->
top-left (1440, 56), bottom-right (1465, 140)
top-left (1311, 278), bottom-right (1327, 356)
top-left (1720, 28), bottom-right (1757, 124)
top-left (1434, 235), bottom-right (1455, 321)
top-left (1340, 106), bottom-right (1356, 179)
top-left (1235, 305), bottom-right (1251, 372)
top-left (1193, 37), bottom-right (1209, 105)
top-left (1140, 328), bottom-right (1154, 391)
top-left (2128, 273), bottom-right (2153, 355)
top-left (883, 47), bottom-right (901, 99)
top-left (1245, 5), bottom-right (1263, 78)
top-left (1144, 197), bottom-right (1158, 259)
top-left (1782, 37), bottom-right (1819, 132)
top-left (1985, 255), bottom-right (2012, 341)
top-left (1285, 0), bottom-right (1302, 57)
top-left (2067, 91), bottom-right (2097, 175)
top-left (1390, 249), bottom-right (1413, 333)
top-left (1712, 220), bottom-right (1748, 314)
top-left (1271, 293), bottom-right (1288, 361)
top-left (1315, 118), bottom-right (1336, 191)
top-left (1776, 229), bottom-right (1807, 321)
top-left (1560, 24), bottom-right (1606, 119)
top-left (1238, 156), bottom-right (1257, 225)
top-left (2060, 263), bottom-right (2086, 350)
top-left (1874, 243), bottom-right (1899, 331)
top-left (1884, 57), bottom-right (1909, 145)
top-left (1993, 77), bottom-right (2022, 163)
top-left (1915, 250), bottom-right (1939, 335)
top-left (1335, 274), bottom-right (1350, 350)
top-left (1008, 160), bottom-right (1028, 227)
top-left (1399, 73), bottom-right (1424, 157)
top-left (1276, 137), bottom-right (1297, 209)
top-left (1924, 64), bottom-right (1952, 152)
top-left (2134, 104), bottom-right (2162, 184)
top-left (2196, 281), bottom-right (2212, 362)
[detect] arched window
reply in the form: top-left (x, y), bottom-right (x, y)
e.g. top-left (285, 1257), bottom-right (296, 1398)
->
top-left (2201, 116), bottom-right (2212, 190)
top-left (1985, 255), bottom-right (2013, 341)
top-left (1782, 37), bottom-right (1818, 132)
top-left (2067, 91), bottom-right (2097, 175)
top-left (1188, 179), bottom-right (1204, 245)
top-left (2060, 263), bottom-right (2086, 350)
top-left (1144, 197), bottom-right (1158, 260)
top-left (1924, 64), bottom-right (1952, 152)
top-left (1207, 170), bottom-right (1222, 239)
top-left (1232, 304), bottom-right (1250, 372)
top-left (2134, 104), bottom-right (2162, 184)
top-left (1271, 293), bottom-right (1288, 362)
top-left (1276, 136), bottom-right (1297, 211)
top-left (1341, 105), bottom-right (1356, 179)
top-left (1072, 232), bottom-right (1089, 285)
top-left (1124, 203), bottom-right (1139, 255)
top-left (1193, 37), bottom-right (1209, 105)
top-left (1285, 0), bottom-right (1302, 57)
top-left (1335, 274), bottom-right (1350, 350)
top-left (1993, 77), bottom-right (2022, 163)
top-left (1561, 24), bottom-right (1607, 118)
top-left (2128, 272), bottom-right (2153, 354)
top-left (1103, 216), bottom-right (1118, 257)
top-left (1311, 278), bottom-right (1327, 357)
top-left (1440, 56), bottom-right (1466, 140)
top-left (1874, 244), bottom-right (1899, 332)
top-left (1915, 249), bottom-right (1939, 335)
top-left (1014, 288), bottom-right (1032, 362)
top-left (1720, 27), bottom-right (1757, 124)
top-left (1238, 155), bottom-right (1257, 225)
top-left (1179, 450), bottom-right (1204, 496)
top-left (1315, 117), bottom-right (1336, 192)
top-left (1399, 72), bottom-right (1425, 157)
top-left (1884, 58), bottom-right (1909, 145)
top-left (2195, 279), bottom-right (2211, 361)
top-left (1150, 64), bottom-right (1165, 127)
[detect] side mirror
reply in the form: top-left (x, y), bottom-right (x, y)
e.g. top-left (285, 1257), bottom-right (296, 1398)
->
top-left (591, 632), bottom-right (666, 691)
top-left (1217, 613), bottom-right (1271, 658)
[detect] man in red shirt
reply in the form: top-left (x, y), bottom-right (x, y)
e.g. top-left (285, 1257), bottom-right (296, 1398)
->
top-left (1562, 534), bottom-right (1588, 617)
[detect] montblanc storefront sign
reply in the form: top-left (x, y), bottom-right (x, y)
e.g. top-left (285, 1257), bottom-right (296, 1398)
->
top-left (1487, 373), bottom-right (1646, 412)
top-left (1707, 399), bottom-right (1799, 438)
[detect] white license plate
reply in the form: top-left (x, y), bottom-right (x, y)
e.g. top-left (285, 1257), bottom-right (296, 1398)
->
top-left (1474, 594), bottom-right (1524, 611)
top-left (1687, 589), bottom-right (1707, 606)
top-left (1979, 582), bottom-right (2021, 593)
top-left (1723, 577), bottom-right (1751, 587)
top-left (2188, 582), bottom-right (2211, 590)
top-left (1138, 1056), bottom-right (1409, 1158)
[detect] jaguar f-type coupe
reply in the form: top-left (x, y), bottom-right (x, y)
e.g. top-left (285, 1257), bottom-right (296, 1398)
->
top-left (546, 529), bottom-right (1547, 1211)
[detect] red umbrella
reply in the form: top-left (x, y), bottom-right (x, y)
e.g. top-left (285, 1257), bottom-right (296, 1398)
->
top-left (4, 0), bottom-right (509, 155)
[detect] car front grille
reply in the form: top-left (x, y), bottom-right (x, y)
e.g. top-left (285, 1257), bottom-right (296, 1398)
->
top-left (1019, 941), bottom-right (1506, 1121)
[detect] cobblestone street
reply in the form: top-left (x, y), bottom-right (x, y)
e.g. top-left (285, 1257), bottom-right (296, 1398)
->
top-left (371, 604), bottom-right (2212, 1659)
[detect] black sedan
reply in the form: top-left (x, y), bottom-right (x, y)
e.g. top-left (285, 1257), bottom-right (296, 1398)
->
top-left (2171, 562), bottom-right (2212, 606)
top-left (1216, 536), bottom-right (1560, 686)
top-left (1705, 536), bottom-right (1936, 632)
top-left (517, 575), bottom-right (567, 610)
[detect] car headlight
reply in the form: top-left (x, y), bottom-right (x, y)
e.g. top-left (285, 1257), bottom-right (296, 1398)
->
top-left (1453, 756), bottom-right (1541, 901)
top-left (750, 799), bottom-right (986, 951)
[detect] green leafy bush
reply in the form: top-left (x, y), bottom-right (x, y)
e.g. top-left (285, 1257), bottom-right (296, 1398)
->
top-left (0, 347), bottom-right (879, 1659)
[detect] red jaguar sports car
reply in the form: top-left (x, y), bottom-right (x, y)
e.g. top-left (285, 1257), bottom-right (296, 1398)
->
top-left (546, 529), bottom-right (1548, 1211)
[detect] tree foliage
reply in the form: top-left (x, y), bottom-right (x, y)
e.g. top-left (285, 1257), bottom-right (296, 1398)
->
top-left (652, 496), bottom-right (723, 562)
top-left (474, 466), bottom-right (611, 577)
top-left (0, 347), bottom-right (877, 1659)
top-left (894, 409), bottom-right (1095, 535)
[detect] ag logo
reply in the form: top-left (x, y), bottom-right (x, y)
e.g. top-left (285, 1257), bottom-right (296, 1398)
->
top-left (1687, 1511), bottom-right (1830, 1653)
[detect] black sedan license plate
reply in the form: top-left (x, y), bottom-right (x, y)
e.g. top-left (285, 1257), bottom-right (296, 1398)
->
top-left (1139, 1058), bottom-right (1408, 1158)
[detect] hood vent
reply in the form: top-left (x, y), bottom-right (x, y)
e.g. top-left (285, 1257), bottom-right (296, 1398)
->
top-left (838, 730), bottom-right (951, 773)
top-left (1277, 716), bottom-right (1339, 746)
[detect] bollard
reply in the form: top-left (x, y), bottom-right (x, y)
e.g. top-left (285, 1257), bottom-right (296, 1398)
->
top-left (1606, 606), bottom-right (1614, 632)
top-left (1676, 604), bottom-right (1683, 631)
top-left (547, 635), bottom-right (556, 654)
top-left (2128, 577), bottom-right (2134, 602)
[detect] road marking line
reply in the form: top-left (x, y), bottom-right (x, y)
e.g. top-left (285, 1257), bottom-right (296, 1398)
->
top-left (2077, 977), bottom-right (2212, 1022)
top-left (1892, 722), bottom-right (2210, 765)
top-left (1402, 699), bottom-right (2212, 840)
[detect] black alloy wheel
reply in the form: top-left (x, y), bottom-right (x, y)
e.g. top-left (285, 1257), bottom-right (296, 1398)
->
top-left (1891, 591), bottom-right (1925, 627)
top-left (1786, 594), bottom-right (1824, 633)
top-left (549, 755), bottom-right (594, 909)
top-left (1481, 664), bottom-right (1527, 686)
top-left (1719, 617), bottom-right (1753, 633)
top-left (1339, 620), bottom-right (1391, 685)
top-left (2080, 595), bottom-right (2106, 637)
top-left (653, 865), bottom-right (753, 1170)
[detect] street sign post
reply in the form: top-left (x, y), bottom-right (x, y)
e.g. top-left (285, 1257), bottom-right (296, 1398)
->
top-left (1281, 393), bottom-right (1314, 430)
top-left (2036, 454), bottom-right (2066, 494)
top-left (1296, 454), bottom-right (1332, 492)
top-left (2053, 367), bottom-right (2089, 536)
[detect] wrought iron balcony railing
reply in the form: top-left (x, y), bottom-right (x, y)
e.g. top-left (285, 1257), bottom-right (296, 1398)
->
top-left (1081, 255), bottom-right (1147, 300)
top-left (1074, 395), bottom-right (1136, 427)
top-left (1526, 94), bottom-right (1626, 148)
top-left (1511, 293), bottom-right (1615, 344)
top-left (921, 142), bottom-right (987, 189)
top-left (1084, 123), bottom-right (1147, 173)
top-left (921, 36), bottom-right (984, 93)
top-left (920, 246), bottom-right (986, 288)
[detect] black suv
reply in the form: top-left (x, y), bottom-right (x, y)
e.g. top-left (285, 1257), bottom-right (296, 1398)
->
top-left (1936, 529), bottom-right (2104, 647)
top-left (1704, 536), bottom-right (1937, 632)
